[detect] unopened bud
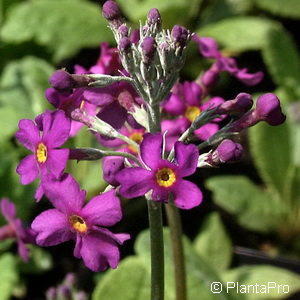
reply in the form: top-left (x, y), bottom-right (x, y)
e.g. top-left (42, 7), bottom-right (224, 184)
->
top-left (118, 24), bottom-right (129, 37)
top-left (49, 70), bottom-right (92, 92)
top-left (102, 0), bottom-right (123, 28)
top-left (141, 37), bottom-right (156, 64)
top-left (214, 139), bottom-right (243, 163)
top-left (119, 37), bottom-right (132, 53)
top-left (102, 0), bottom-right (121, 21)
top-left (147, 8), bottom-right (161, 28)
top-left (218, 93), bottom-right (253, 115)
top-left (171, 25), bottom-right (189, 47)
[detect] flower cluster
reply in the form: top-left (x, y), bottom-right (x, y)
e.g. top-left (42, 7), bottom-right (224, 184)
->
top-left (12, 0), bottom-right (286, 273)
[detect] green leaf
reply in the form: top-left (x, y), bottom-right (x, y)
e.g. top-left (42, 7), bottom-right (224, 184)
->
top-left (252, 0), bottom-right (300, 19)
top-left (20, 245), bottom-right (53, 274)
top-left (0, 0), bottom-right (113, 61)
top-left (205, 176), bottom-right (283, 233)
top-left (135, 228), bottom-right (241, 300)
top-left (262, 27), bottom-right (300, 100)
top-left (249, 121), bottom-right (291, 199)
top-left (198, 16), bottom-right (278, 53)
top-left (92, 257), bottom-right (150, 300)
top-left (194, 212), bottom-right (232, 272)
top-left (222, 265), bottom-right (300, 299)
top-left (0, 56), bottom-right (54, 140)
top-left (0, 253), bottom-right (18, 300)
top-left (198, 0), bottom-right (252, 27)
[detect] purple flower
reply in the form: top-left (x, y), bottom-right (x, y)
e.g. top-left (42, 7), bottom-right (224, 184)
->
top-left (16, 110), bottom-right (70, 200)
top-left (0, 198), bottom-right (35, 261)
top-left (115, 133), bottom-right (202, 209)
top-left (31, 174), bottom-right (129, 272)
top-left (193, 35), bottom-right (263, 86)
top-left (162, 81), bottom-right (224, 141)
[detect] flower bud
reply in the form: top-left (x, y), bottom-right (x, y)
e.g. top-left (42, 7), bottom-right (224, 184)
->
top-left (49, 70), bottom-right (93, 92)
top-left (49, 70), bottom-right (75, 92)
top-left (130, 29), bottom-right (140, 44)
top-left (118, 24), bottom-right (129, 37)
top-left (102, 0), bottom-right (121, 21)
top-left (255, 93), bottom-right (286, 126)
top-left (215, 139), bottom-right (243, 163)
top-left (118, 37), bottom-right (132, 54)
top-left (171, 25), bottom-right (189, 47)
top-left (218, 93), bottom-right (253, 115)
top-left (141, 37), bottom-right (156, 64)
top-left (147, 8), bottom-right (161, 28)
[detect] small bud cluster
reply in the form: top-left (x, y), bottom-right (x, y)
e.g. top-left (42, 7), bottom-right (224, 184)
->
top-left (103, 1), bottom-right (192, 104)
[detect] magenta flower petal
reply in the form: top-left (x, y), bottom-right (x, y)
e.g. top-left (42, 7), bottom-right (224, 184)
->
top-left (80, 231), bottom-right (120, 271)
top-left (193, 36), bottom-right (220, 58)
top-left (183, 81), bottom-right (202, 106)
top-left (194, 123), bottom-right (219, 140)
top-left (35, 183), bottom-right (44, 202)
top-left (97, 101), bottom-right (127, 130)
top-left (94, 227), bottom-right (130, 245)
top-left (174, 142), bottom-right (198, 177)
top-left (113, 233), bottom-right (131, 244)
top-left (102, 156), bottom-right (125, 186)
top-left (162, 94), bottom-right (186, 115)
top-left (42, 110), bottom-right (71, 148)
top-left (116, 167), bottom-right (154, 198)
top-left (16, 119), bottom-right (40, 152)
top-left (17, 239), bottom-right (29, 262)
top-left (31, 209), bottom-right (73, 246)
top-left (81, 190), bottom-right (122, 227)
top-left (46, 149), bottom-right (70, 178)
top-left (140, 133), bottom-right (163, 169)
top-left (83, 87), bottom-right (115, 106)
top-left (151, 186), bottom-right (169, 202)
top-left (16, 155), bottom-right (39, 185)
top-left (74, 235), bottom-right (82, 258)
top-left (173, 180), bottom-right (203, 209)
top-left (42, 174), bottom-right (86, 214)
top-left (235, 70), bottom-right (264, 86)
top-left (0, 198), bottom-right (16, 221)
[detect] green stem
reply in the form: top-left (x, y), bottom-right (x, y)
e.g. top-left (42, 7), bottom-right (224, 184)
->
top-left (146, 102), bottom-right (165, 300)
top-left (165, 203), bottom-right (187, 300)
top-left (147, 199), bottom-right (165, 300)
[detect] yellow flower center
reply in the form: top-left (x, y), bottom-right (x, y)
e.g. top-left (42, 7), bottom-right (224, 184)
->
top-left (156, 168), bottom-right (176, 187)
top-left (69, 215), bottom-right (88, 233)
top-left (185, 106), bottom-right (201, 122)
top-left (36, 143), bottom-right (48, 163)
top-left (127, 132), bottom-right (143, 154)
